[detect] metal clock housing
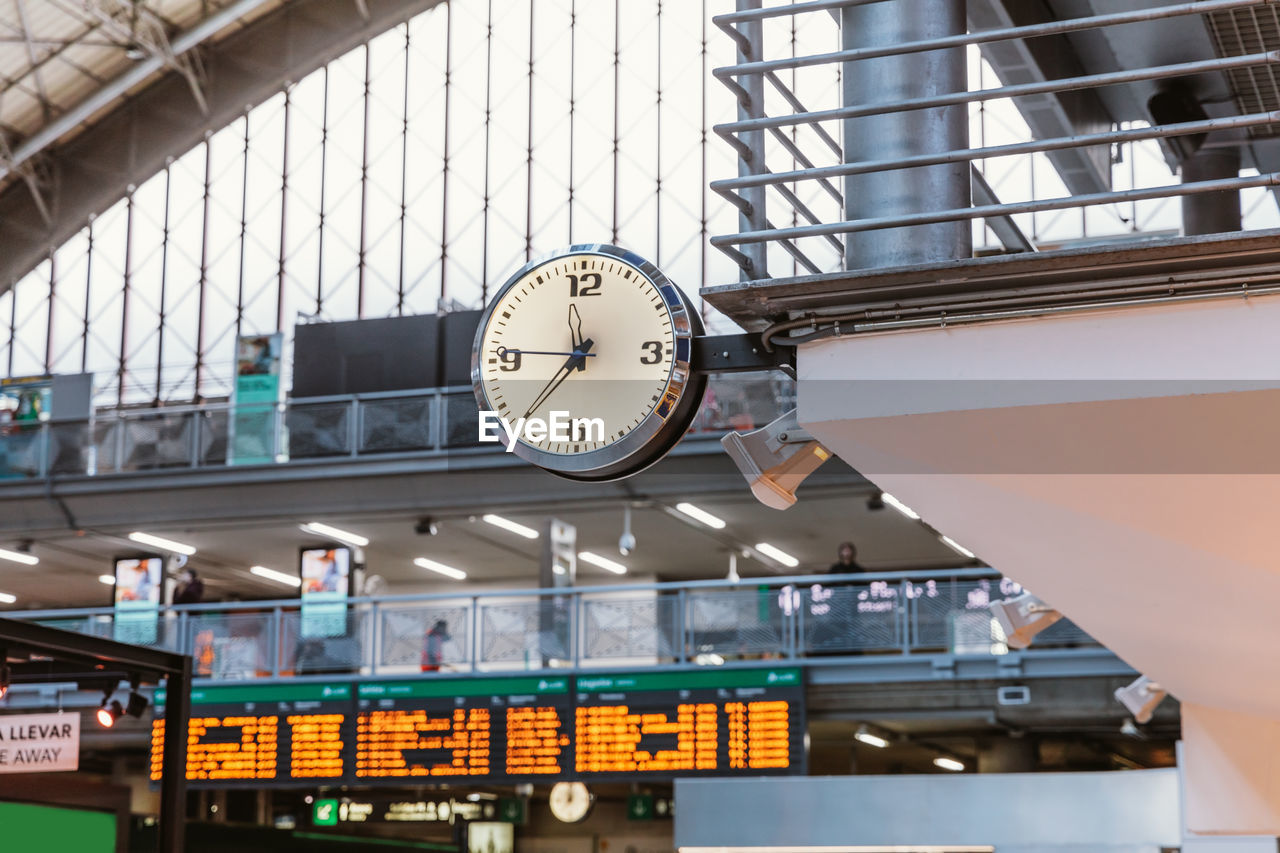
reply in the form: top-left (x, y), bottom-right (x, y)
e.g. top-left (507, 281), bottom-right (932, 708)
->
top-left (471, 244), bottom-right (706, 482)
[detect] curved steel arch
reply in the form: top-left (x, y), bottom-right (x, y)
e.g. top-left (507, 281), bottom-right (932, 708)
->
top-left (0, 0), bottom-right (445, 295)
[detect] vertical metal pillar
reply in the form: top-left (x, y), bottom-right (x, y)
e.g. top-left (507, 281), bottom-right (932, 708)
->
top-left (843, 0), bottom-right (970, 270)
top-left (736, 0), bottom-right (768, 281)
top-left (159, 657), bottom-right (191, 853)
top-left (1182, 148), bottom-right (1241, 236)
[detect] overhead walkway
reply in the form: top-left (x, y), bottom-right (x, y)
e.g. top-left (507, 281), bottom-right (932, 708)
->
top-left (9, 568), bottom-right (1126, 686)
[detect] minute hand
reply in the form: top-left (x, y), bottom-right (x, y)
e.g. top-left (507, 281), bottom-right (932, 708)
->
top-left (521, 339), bottom-right (594, 420)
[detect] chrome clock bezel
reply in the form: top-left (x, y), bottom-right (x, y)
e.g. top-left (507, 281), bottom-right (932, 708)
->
top-left (471, 243), bottom-right (706, 482)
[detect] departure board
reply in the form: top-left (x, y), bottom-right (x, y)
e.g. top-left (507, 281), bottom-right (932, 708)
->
top-left (354, 676), bottom-right (571, 781)
top-left (150, 682), bottom-right (353, 786)
top-left (149, 669), bottom-right (803, 788)
top-left (575, 668), bottom-right (805, 779)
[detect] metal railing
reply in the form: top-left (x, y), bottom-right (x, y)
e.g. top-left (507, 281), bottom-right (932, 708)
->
top-left (0, 372), bottom-right (793, 480)
top-left (10, 570), bottom-right (1095, 680)
top-left (711, 0), bottom-right (1280, 282)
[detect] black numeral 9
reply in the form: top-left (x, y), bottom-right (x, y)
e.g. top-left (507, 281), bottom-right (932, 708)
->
top-left (498, 347), bottom-right (522, 371)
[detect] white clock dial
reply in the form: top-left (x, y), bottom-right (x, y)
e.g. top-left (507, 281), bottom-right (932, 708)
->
top-left (548, 781), bottom-right (593, 823)
top-left (472, 245), bottom-right (705, 481)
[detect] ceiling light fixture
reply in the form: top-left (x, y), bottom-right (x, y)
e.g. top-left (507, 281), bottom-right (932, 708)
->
top-left (933, 756), bottom-right (965, 772)
top-left (300, 522), bottom-right (368, 548)
top-left (128, 532), bottom-right (197, 556)
top-left (854, 725), bottom-right (890, 749)
top-left (881, 493), bottom-right (920, 520)
top-left (0, 548), bottom-right (38, 566)
top-left (0, 592), bottom-right (16, 605)
top-left (754, 542), bottom-right (799, 568)
top-left (482, 514), bottom-right (539, 540)
top-left (675, 502), bottom-right (726, 529)
top-left (250, 566), bottom-right (301, 587)
top-left (98, 575), bottom-right (116, 585)
top-left (578, 551), bottom-right (627, 575)
top-left (413, 557), bottom-right (467, 581)
top-left (940, 535), bottom-right (976, 560)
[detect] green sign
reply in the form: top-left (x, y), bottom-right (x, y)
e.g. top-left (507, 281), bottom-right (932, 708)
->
top-left (313, 799), bottom-right (339, 827)
top-left (497, 797), bottom-right (527, 825)
top-left (576, 668), bottom-right (801, 693)
top-left (626, 794), bottom-right (653, 821)
top-left (357, 675), bottom-right (568, 699)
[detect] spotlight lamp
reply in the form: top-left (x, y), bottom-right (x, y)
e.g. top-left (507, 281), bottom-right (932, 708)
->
top-left (0, 657), bottom-right (9, 702)
top-left (125, 677), bottom-right (149, 719)
top-left (1114, 675), bottom-right (1168, 725)
top-left (990, 592), bottom-right (1063, 649)
top-left (97, 691), bottom-right (124, 728)
top-left (722, 409), bottom-right (833, 510)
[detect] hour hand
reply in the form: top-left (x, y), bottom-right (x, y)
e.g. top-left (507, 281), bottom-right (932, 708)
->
top-left (568, 304), bottom-right (584, 351)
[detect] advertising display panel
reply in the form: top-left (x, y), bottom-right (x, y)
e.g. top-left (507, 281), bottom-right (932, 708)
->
top-left (299, 546), bottom-right (352, 639)
top-left (113, 555), bottom-right (164, 645)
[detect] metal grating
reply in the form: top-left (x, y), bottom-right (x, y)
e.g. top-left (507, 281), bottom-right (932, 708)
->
top-left (1206, 6), bottom-right (1280, 135)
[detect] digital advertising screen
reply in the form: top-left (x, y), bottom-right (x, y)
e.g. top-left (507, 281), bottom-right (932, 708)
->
top-left (113, 555), bottom-right (164, 645)
top-left (149, 669), bottom-right (805, 789)
top-left (299, 546), bottom-right (351, 638)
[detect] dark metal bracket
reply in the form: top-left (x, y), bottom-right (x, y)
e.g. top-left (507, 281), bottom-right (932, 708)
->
top-left (691, 333), bottom-right (794, 375)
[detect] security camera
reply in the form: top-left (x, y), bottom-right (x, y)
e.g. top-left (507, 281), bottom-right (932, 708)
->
top-left (1114, 675), bottom-right (1167, 724)
top-left (618, 532), bottom-right (636, 556)
top-left (721, 408), bottom-right (833, 510)
top-left (415, 517), bottom-right (439, 536)
top-left (990, 592), bottom-right (1063, 649)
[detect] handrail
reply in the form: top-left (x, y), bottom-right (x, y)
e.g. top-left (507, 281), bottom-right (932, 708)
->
top-left (7, 569), bottom-right (1093, 680)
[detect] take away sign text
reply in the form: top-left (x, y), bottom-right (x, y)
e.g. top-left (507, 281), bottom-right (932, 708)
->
top-left (0, 713), bottom-right (79, 773)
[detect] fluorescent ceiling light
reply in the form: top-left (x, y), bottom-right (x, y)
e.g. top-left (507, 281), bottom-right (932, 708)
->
top-left (251, 565), bottom-right (302, 587)
top-left (933, 756), bottom-right (965, 772)
top-left (0, 592), bottom-right (16, 604)
top-left (414, 557), bottom-right (467, 581)
top-left (128, 531), bottom-right (197, 556)
top-left (301, 522), bottom-right (369, 548)
top-left (675, 502), bottom-right (725, 529)
top-left (482, 514), bottom-right (539, 539)
top-left (854, 726), bottom-right (889, 749)
top-left (578, 551), bottom-right (626, 575)
top-left (881, 492), bottom-right (920, 520)
top-left (98, 575), bottom-right (116, 585)
top-left (0, 548), bottom-right (38, 566)
top-left (755, 542), bottom-right (799, 568)
top-left (940, 535), bottom-right (976, 559)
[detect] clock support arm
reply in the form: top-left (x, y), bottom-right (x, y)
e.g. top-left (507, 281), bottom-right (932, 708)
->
top-left (691, 333), bottom-right (795, 376)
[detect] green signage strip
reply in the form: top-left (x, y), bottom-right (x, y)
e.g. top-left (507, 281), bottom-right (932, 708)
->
top-left (185, 682), bottom-right (351, 705)
top-left (357, 676), bottom-right (569, 699)
top-left (575, 668), bottom-right (801, 693)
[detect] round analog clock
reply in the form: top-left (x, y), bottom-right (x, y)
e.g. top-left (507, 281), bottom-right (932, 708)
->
top-left (548, 781), bottom-right (594, 823)
top-left (472, 244), bottom-right (706, 481)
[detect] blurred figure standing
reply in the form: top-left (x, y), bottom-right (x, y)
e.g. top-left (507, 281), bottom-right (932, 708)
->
top-left (829, 541), bottom-right (866, 573)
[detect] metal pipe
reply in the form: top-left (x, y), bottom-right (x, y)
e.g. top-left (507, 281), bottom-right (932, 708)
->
top-left (736, 0), bottom-right (768, 279)
top-left (714, 0), bottom-right (892, 27)
top-left (714, 110), bottom-right (1280, 192)
top-left (844, 0), bottom-right (969, 269)
top-left (716, 50), bottom-right (1280, 135)
top-left (714, 172), bottom-right (1280, 246)
top-left (717, 0), bottom-right (1272, 79)
top-left (1182, 147), bottom-right (1242, 236)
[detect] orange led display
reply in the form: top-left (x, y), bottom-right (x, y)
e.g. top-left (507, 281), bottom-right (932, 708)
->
top-left (185, 715), bottom-right (280, 781)
top-left (355, 707), bottom-right (492, 778)
top-left (504, 706), bottom-right (569, 775)
top-left (288, 713), bottom-right (345, 778)
top-left (575, 703), bottom-right (720, 773)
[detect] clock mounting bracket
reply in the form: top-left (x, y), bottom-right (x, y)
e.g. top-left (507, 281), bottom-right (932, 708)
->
top-left (690, 333), bottom-right (795, 377)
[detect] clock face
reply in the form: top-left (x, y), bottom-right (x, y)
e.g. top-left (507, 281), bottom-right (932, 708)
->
top-left (472, 244), bottom-right (705, 481)
top-left (548, 781), bottom-right (593, 823)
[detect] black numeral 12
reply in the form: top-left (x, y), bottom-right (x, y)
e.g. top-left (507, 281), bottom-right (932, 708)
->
top-left (567, 273), bottom-right (601, 297)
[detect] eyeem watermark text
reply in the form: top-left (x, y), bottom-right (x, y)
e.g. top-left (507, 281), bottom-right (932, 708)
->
top-left (479, 410), bottom-right (605, 450)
